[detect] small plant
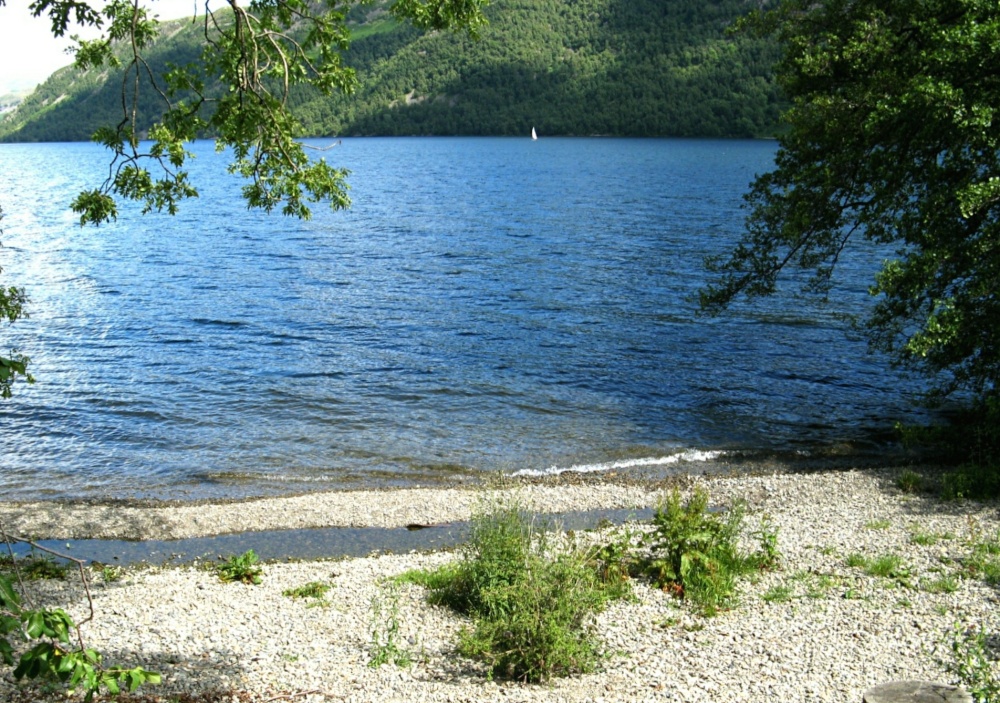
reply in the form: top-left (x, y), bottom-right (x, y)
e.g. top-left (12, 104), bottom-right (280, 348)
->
top-left (805, 573), bottom-right (838, 599)
top-left (845, 552), bottom-right (869, 569)
top-left (909, 526), bottom-right (954, 546)
top-left (456, 546), bottom-right (616, 682)
top-left (761, 584), bottom-right (793, 603)
top-left (751, 514), bottom-right (781, 570)
top-left (283, 581), bottom-right (333, 607)
top-left (99, 565), bottom-right (124, 583)
top-left (846, 552), bottom-right (912, 586)
top-left (896, 469), bottom-right (924, 493)
top-left (921, 575), bottom-right (959, 594)
top-left (636, 488), bottom-right (779, 615)
top-left (368, 581), bottom-right (412, 669)
top-left (866, 554), bottom-right (910, 580)
top-left (965, 530), bottom-right (1000, 586)
top-left (11, 555), bottom-right (70, 581)
top-left (658, 615), bottom-right (680, 628)
top-left (590, 527), bottom-right (637, 588)
top-left (406, 495), bottom-right (627, 682)
top-left (945, 624), bottom-right (1000, 703)
top-left (786, 569), bottom-right (839, 599)
top-left (865, 519), bottom-right (892, 530)
top-left (215, 550), bottom-right (263, 585)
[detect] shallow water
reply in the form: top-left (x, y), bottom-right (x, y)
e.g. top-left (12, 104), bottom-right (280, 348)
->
top-left (8, 507), bottom-right (656, 565)
top-left (0, 138), bottom-right (927, 500)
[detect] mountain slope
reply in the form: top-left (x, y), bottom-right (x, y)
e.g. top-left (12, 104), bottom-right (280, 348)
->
top-left (0, 0), bottom-right (783, 142)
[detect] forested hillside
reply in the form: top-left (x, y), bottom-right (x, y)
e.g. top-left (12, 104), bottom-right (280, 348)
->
top-left (0, 0), bottom-right (783, 142)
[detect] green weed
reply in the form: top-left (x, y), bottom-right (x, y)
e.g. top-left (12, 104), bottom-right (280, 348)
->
top-left (283, 580), bottom-right (333, 607)
top-left (845, 553), bottom-right (869, 569)
top-left (865, 519), bottom-right (892, 530)
top-left (909, 526), bottom-right (955, 546)
top-left (8, 555), bottom-right (70, 581)
top-left (896, 469), bottom-right (924, 493)
top-left (456, 549), bottom-right (612, 682)
top-left (100, 565), bottom-right (125, 583)
top-left (761, 584), bottom-right (793, 603)
top-left (635, 488), bottom-right (778, 616)
top-left (845, 552), bottom-right (912, 586)
top-left (920, 575), bottom-right (959, 594)
top-left (805, 574), bottom-right (838, 599)
top-left (866, 554), bottom-right (911, 579)
top-left (368, 580), bottom-right (412, 669)
top-left (215, 550), bottom-right (263, 585)
top-left (945, 624), bottom-right (1000, 703)
top-left (965, 531), bottom-right (1000, 586)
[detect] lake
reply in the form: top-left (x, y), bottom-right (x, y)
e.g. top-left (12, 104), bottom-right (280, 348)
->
top-left (0, 137), bottom-right (926, 501)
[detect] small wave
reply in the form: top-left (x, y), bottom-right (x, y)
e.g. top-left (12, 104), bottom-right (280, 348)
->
top-left (191, 318), bottom-right (248, 328)
top-left (511, 450), bottom-right (726, 478)
top-left (195, 471), bottom-right (336, 484)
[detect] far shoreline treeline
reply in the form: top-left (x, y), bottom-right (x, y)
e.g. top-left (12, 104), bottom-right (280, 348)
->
top-left (0, 0), bottom-right (783, 144)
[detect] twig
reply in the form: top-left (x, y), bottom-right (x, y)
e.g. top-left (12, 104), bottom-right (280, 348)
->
top-left (302, 140), bottom-right (342, 151)
top-left (263, 690), bottom-right (325, 702)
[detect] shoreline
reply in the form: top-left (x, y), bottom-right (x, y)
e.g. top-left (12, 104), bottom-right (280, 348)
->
top-left (1, 465), bottom-right (997, 703)
top-left (0, 454), bottom-right (906, 542)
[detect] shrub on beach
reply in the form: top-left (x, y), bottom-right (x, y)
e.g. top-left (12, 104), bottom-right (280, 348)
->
top-left (631, 487), bottom-right (779, 616)
top-left (402, 495), bottom-right (627, 683)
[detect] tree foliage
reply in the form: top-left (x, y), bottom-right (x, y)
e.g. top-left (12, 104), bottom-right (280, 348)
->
top-left (16, 0), bottom-right (490, 225)
top-left (701, 0), bottom-right (1000, 405)
top-left (0, 541), bottom-right (160, 702)
top-left (0, 207), bottom-right (33, 399)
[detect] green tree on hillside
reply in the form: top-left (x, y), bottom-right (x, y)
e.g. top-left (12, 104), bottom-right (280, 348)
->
top-left (702, 0), bottom-right (1000, 417)
top-left (2, 0), bottom-right (784, 143)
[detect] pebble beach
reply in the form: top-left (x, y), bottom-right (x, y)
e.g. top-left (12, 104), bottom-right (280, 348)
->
top-left (1, 467), bottom-right (999, 703)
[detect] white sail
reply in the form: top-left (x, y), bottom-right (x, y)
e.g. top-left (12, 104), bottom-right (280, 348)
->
top-left (531, 127), bottom-right (537, 140)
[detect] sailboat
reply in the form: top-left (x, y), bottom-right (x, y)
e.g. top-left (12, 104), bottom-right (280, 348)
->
top-left (531, 126), bottom-right (537, 140)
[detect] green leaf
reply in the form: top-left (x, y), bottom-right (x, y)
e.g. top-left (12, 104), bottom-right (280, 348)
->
top-left (0, 575), bottom-right (21, 610)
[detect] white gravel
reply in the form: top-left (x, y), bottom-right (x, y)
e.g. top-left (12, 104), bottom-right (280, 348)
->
top-left (2, 468), bottom-right (999, 702)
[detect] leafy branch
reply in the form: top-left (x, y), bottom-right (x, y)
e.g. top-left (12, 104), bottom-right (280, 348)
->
top-left (57, 0), bottom-right (491, 225)
top-left (0, 207), bottom-right (33, 399)
top-left (0, 521), bottom-right (160, 701)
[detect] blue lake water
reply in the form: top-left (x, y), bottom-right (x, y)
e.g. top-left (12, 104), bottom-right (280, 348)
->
top-left (0, 137), bottom-right (927, 501)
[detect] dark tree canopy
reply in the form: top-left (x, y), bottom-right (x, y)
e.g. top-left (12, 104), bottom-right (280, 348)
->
top-left (702, 0), bottom-right (1000, 404)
